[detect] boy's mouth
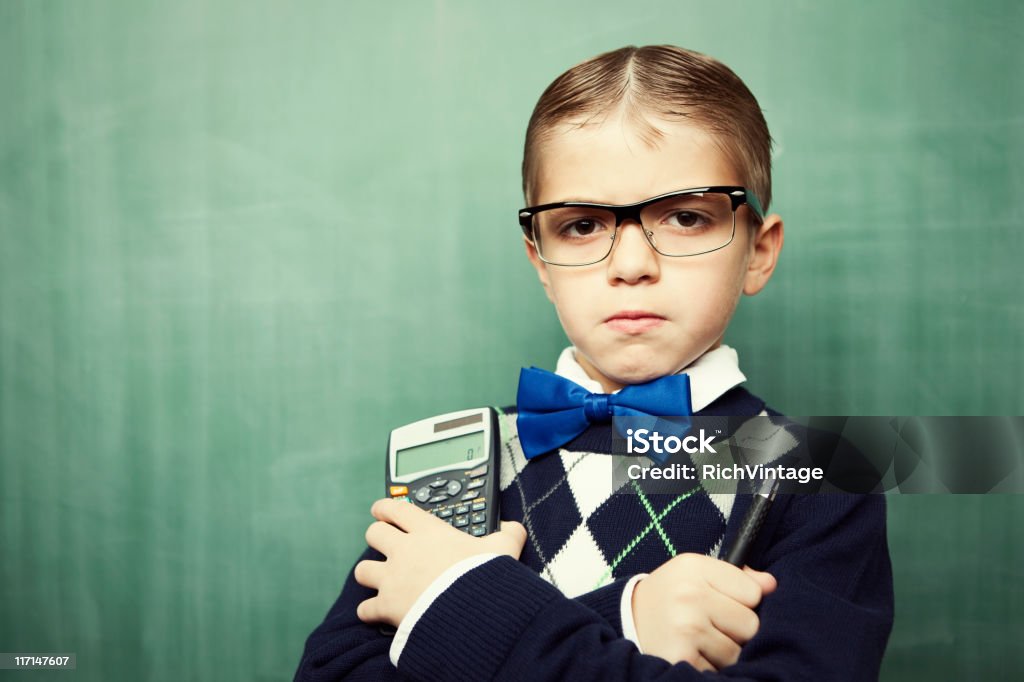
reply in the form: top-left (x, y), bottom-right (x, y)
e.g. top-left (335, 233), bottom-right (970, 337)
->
top-left (604, 310), bottom-right (665, 334)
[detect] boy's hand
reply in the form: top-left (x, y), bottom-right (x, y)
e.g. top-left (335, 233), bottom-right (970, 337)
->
top-left (632, 553), bottom-right (777, 671)
top-left (354, 498), bottom-right (527, 628)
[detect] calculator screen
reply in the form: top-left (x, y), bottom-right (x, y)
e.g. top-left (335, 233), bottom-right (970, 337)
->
top-left (395, 431), bottom-right (484, 477)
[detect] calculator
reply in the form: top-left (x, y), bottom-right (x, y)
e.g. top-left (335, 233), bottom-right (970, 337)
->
top-left (385, 407), bottom-right (500, 536)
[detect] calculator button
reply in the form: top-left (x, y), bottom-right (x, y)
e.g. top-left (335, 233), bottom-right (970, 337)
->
top-left (438, 508), bottom-right (454, 518)
top-left (462, 491), bottom-right (478, 501)
top-left (468, 464), bottom-right (488, 478)
top-left (445, 480), bottom-right (462, 496)
top-left (389, 485), bottom-right (409, 497)
top-left (429, 479), bottom-right (449, 488)
top-left (471, 501), bottom-right (486, 512)
top-left (427, 494), bottom-right (449, 504)
top-left (467, 478), bottom-right (485, 491)
top-left (455, 504), bottom-right (470, 515)
top-left (414, 487), bottom-right (431, 503)
top-left (454, 515), bottom-right (469, 528)
top-left (470, 525), bottom-right (486, 537)
top-left (470, 511), bottom-right (486, 524)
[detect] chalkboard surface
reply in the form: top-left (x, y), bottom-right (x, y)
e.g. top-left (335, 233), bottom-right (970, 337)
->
top-left (1, 1), bottom-right (1021, 680)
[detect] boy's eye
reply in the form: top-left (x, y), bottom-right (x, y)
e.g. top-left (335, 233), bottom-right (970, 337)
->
top-left (557, 217), bottom-right (609, 238)
top-left (666, 210), bottom-right (710, 230)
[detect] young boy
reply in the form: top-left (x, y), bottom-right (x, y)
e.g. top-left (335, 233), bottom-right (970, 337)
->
top-left (295, 45), bottom-right (893, 681)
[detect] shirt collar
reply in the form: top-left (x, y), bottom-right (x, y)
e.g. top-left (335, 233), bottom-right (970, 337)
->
top-left (553, 345), bottom-right (747, 413)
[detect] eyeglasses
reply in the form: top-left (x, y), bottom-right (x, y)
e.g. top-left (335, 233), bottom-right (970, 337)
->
top-left (518, 186), bottom-right (764, 266)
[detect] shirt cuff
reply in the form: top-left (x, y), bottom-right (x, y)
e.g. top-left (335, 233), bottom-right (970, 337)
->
top-left (389, 553), bottom-right (500, 666)
top-left (619, 573), bottom-right (649, 652)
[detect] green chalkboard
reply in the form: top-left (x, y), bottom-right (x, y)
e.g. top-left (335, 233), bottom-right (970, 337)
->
top-left (1, 1), bottom-right (1022, 680)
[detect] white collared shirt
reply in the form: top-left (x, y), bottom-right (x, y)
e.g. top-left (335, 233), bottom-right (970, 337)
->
top-left (554, 344), bottom-right (747, 413)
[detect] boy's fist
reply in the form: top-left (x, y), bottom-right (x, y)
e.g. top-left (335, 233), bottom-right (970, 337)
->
top-left (631, 553), bottom-right (776, 671)
top-left (355, 498), bottom-right (527, 627)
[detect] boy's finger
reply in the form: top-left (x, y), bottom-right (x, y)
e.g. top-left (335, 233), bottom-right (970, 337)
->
top-left (365, 520), bottom-right (404, 556)
top-left (353, 558), bottom-right (386, 589)
top-left (704, 563), bottom-right (762, 608)
top-left (690, 653), bottom-right (717, 673)
top-left (742, 566), bottom-right (778, 594)
top-left (356, 596), bottom-right (384, 624)
top-left (370, 498), bottom-right (438, 532)
top-left (696, 627), bottom-right (742, 671)
top-left (707, 588), bottom-right (761, 643)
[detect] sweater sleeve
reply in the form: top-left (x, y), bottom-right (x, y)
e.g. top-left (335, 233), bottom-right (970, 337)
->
top-left (393, 494), bottom-right (893, 682)
top-left (292, 549), bottom-right (634, 681)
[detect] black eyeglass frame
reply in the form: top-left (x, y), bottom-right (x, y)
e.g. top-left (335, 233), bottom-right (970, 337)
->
top-left (518, 185), bottom-right (765, 266)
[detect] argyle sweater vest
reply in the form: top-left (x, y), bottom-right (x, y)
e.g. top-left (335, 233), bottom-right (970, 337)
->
top-left (496, 386), bottom-right (776, 599)
top-left (295, 387), bottom-right (894, 682)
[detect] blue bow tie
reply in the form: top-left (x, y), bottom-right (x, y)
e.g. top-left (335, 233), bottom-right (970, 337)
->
top-left (515, 367), bottom-right (693, 463)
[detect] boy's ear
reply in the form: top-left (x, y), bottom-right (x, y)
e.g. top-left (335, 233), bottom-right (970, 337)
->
top-left (743, 214), bottom-right (784, 296)
top-left (524, 237), bottom-right (556, 304)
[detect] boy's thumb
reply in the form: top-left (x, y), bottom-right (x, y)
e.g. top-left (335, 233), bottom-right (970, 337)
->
top-left (500, 520), bottom-right (527, 539)
top-left (498, 521), bottom-right (528, 550)
top-left (743, 566), bottom-right (778, 594)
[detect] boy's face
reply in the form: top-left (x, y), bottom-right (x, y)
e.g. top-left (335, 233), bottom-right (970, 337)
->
top-left (525, 115), bottom-right (784, 392)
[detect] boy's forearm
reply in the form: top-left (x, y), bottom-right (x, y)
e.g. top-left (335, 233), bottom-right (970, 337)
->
top-left (395, 556), bottom-right (716, 682)
top-left (394, 495), bottom-right (892, 682)
top-left (293, 547), bottom-right (632, 681)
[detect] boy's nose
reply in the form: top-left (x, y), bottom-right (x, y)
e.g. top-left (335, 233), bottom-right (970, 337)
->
top-left (606, 221), bottom-right (660, 284)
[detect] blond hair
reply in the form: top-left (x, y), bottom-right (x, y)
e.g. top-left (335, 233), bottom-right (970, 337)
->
top-left (522, 45), bottom-right (772, 215)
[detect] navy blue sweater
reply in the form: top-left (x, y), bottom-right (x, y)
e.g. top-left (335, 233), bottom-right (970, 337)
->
top-left (294, 388), bottom-right (893, 681)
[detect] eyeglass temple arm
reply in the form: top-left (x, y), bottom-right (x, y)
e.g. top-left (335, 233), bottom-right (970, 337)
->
top-left (738, 190), bottom-right (765, 221)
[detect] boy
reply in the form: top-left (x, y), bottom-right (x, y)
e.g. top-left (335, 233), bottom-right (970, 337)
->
top-left (295, 45), bottom-right (893, 680)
